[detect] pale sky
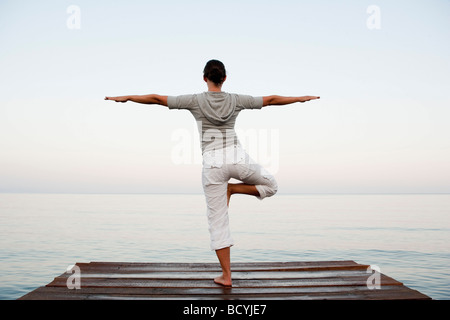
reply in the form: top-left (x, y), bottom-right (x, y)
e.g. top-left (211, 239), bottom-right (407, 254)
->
top-left (1, 0), bottom-right (449, 194)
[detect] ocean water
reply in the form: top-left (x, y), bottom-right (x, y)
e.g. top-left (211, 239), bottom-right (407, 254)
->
top-left (0, 193), bottom-right (449, 300)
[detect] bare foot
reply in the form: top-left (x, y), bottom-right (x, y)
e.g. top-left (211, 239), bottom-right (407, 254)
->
top-left (214, 275), bottom-right (232, 287)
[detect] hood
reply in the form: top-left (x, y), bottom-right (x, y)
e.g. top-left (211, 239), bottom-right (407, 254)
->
top-left (196, 92), bottom-right (237, 125)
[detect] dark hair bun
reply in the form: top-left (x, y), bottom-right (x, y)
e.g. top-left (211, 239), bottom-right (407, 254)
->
top-left (204, 60), bottom-right (226, 85)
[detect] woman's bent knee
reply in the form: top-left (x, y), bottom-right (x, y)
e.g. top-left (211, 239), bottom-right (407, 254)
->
top-left (256, 176), bottom-right (278, 200)
top-left (266, 178), bottom-right (278, 198)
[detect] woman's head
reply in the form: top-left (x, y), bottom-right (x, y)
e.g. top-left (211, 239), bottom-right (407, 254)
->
top-left (203, 60), bottom-right (226, 86)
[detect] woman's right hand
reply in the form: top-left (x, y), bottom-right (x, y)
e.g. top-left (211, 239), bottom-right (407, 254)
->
top-left (104, 96), bottom-right (129, 103)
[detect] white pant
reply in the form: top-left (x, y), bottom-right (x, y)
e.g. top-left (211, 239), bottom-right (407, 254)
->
top-left (202, 145), bottom-right (278, 250)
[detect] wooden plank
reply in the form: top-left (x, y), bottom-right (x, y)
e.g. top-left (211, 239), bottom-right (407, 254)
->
top-left (84, 260), bottom-right (361, 268)
top-left (18, 285), bottom-right (430, 300)
top-left (21, 284), bottom-right (417, 296)
top-left (56, 270), bottom-right (371, 280)
top-left (73, 265), bottom-right (371, 273)
top-left (18, 260), bottom-right (431, 300)
top-left (71, 264), bottom-right (369, 275)
top-left (73, 261), bottom-right (370, 273)
top-left (46, 273), bottom-right (402, 288)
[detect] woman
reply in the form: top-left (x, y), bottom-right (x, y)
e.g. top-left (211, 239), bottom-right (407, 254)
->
top-left (105, 59), bottom-right (319, 286)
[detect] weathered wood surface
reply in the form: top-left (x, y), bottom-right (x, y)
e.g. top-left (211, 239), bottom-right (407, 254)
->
top-left (18, 261), bottom-right (431, 300)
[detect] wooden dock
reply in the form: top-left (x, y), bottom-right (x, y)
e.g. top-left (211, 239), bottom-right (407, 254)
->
top-left (18, 260), bottom-right (430, 300)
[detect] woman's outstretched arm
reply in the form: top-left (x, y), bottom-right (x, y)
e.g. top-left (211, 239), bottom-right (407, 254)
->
top-left (105, 94), bottom-right (168, 106)
top-left (262, 95), bottom-right (320, 107)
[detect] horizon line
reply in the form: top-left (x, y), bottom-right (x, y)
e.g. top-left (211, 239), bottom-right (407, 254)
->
top-left (1, 192), bottom-right (449, 195)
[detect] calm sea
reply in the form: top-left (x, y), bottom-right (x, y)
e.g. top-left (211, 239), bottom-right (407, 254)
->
top-left (0, 193), bottom-right (449, 300)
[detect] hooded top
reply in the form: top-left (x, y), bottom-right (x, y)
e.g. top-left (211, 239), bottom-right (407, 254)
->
top-left (168, 92), bottom-right (263, 153)
top-left (196, 92), bottom-right (238, 126)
